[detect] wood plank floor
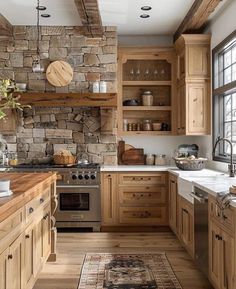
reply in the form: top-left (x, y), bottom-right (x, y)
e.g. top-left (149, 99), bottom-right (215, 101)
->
top-left (33, 232), bottom-right (213, 289)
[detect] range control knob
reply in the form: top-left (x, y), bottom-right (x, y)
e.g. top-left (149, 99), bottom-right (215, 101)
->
top-left (78, 174), bottom-right (84, 180)
top-left (71, 174), bottom-right (77, 180)
top-left (90, 174), bottom-right (96, 180)
top-left (84, 174), bottom-right (90, 180)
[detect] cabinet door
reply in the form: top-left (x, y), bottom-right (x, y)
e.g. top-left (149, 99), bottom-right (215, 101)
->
top-left (177, 82), bottom-right (186, 134)
top-left (42, 205), bottom-right (51, 261)
top-left (34, 220), bottom-right (43, 276)
top-left (0, 109), bottom-right (17, 133)
top-left (187, 46), bottom-right (209, 78)
top-left (169, 175), bottom-right (178, 234)
top-left (0, 248), bottom-right (8, 289)
top-left (24, 225), bottom-right (35, 289)
top-left (221, 230), bottom-right (235, 289)
top-left (7, 233), bottom-right (25, 289)
top-left (209, 221), bottom-right (222, 289)
top-left (186, 82), bottom-right (210, 135)
top-left (179, 198), bottom-right (194, 257)
top-left (101, 173), bottom-right (118, 225)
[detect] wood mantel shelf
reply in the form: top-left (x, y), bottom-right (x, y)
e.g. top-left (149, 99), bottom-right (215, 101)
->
top-left (18, 92), bottom-right (117, 107)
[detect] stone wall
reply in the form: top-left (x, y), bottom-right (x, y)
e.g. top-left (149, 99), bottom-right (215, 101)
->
top-left (0, 26), bottom-right (118, 164)
top-left (3, 107), bottom-right (117, 165)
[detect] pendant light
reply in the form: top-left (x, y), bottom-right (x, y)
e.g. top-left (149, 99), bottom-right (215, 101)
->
top-left (32, 0), bottom-right (45, 73)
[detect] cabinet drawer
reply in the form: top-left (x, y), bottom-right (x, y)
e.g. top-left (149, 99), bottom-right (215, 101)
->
top-left (209, 198), bottom-right (234, 232)
top-left (119, 186), bottom-right (167, 206)
top-left (119, 173), bottom-right (166, 186)
top-left (0, 208), bottom-right (24, 242)
top-left (119, 207), bottom-right (167, 225)
top-left (25, 188), bottom-right (50, 221)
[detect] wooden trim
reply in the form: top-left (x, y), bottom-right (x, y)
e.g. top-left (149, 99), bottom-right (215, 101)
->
top-left (74, 0), bottom-right (103, 37)
top-left (174, 0), bottom-right (221, 42)
top-left (0, 14), bottom-right (12, 37)
top-left (18, 92), bottom-right (117, 107)
top-left (213, 81), bottom-right (236, 96)
top-left (213, 29), bottom-right (236, 54)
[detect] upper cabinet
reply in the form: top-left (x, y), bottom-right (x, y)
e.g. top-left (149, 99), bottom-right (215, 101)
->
top-left (118, 47), bottom-right (177, 136)
top-left (0, 109), bottom-right (17, 134)
top-left (174, 34), bottom-right (211, 135)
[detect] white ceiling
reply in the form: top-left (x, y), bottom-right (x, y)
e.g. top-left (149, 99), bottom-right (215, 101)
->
top-left (98, 0), bottom-right (195, 35)
top-left (0, 0), bottom-right (82, 26)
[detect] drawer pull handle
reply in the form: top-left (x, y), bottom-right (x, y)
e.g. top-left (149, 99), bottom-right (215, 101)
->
top-left (40, 198), bottom-right (45, 204)
top-left (25, 234), bottom-right (30, 239)
top-left (8, 254), bottom-right (13, 260)
top-left (29, 207), bottom-right (34, 214)
top-left (43, 213), bottom-right (49, 220)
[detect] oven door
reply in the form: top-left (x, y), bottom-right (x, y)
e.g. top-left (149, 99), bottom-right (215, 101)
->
top-left (55, 185), bottom-right (100, 222)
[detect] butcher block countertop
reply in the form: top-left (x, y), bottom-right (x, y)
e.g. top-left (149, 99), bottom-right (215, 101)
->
top-left (0, 172), bottom-right (57, 222)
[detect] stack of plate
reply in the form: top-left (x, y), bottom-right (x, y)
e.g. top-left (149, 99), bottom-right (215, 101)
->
top-left (0, 180), bottom-right (13, 198)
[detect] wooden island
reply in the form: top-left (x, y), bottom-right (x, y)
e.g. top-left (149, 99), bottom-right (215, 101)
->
top-left (0, 172), bottom-right (57, 289)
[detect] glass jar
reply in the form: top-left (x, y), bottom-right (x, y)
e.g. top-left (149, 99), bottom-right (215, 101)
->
top-left (146, 154), bottom-right (155, 165)
top-left (155, 154), bottom-right (167, 166)
top-left (142, 91), bottom-right (153, 106)
top-left (9, 153), bottom-right (18, 166)
top-left (143, 120), bottom-right (153, 131)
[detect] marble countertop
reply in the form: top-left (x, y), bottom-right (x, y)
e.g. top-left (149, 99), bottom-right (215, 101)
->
top-left (100, 165), bottom-right (176, 172)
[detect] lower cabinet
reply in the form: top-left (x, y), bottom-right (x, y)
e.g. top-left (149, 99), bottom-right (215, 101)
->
top-left (101, 172), bottom-right (168, 227)
top-left (0, 194), bottom-right (52, 289)
top-left (169, 173), bottom-right (178, 235)
top-left (0, 233), bottom-right (25, 289)
top-left (178, 196), bottom-right (194, 257)
top-left (209, 197), bottom-right (235, 289)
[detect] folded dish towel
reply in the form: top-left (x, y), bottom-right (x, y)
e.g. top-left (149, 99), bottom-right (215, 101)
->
top-left (216, 192), bottom-right (236, 211)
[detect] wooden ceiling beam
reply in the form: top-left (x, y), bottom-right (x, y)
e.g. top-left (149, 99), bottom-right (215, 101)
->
top-left (174, 0), bottom-right (222, 42)
top-left (74, 0), bottom-right (103, 37)
top-left (0, 14), bottom-right (12, 37)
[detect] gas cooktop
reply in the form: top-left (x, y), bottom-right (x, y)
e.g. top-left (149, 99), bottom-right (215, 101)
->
top-left (12, 163), bottom-right (100, 169)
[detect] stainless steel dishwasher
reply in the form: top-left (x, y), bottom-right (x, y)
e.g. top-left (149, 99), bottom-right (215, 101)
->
top-left (190, 186), bottom-right (209, 277)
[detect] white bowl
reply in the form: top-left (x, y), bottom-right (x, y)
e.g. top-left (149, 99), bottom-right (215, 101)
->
top-left (0, 180), bottom-right (10, 191)
top-left (16, 83), bottom-right (27, 90)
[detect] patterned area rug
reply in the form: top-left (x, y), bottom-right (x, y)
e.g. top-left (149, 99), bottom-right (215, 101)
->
top-left (78, 253), bottom-right (182, 289)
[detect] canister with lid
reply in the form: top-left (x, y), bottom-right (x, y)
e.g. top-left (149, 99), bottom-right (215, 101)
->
top-left (141, 91), bottom-right (153, 106)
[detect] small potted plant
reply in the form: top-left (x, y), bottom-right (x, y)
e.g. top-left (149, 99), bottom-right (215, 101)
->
top-left (0, 79), bottom-right (27, 119)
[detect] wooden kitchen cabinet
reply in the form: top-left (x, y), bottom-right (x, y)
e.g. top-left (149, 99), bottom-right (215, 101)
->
top-left (169, 173), bottom-right (178, 235)
top-left (24, 224), bottom-right (35, 289)
top-left (101, 172), bottom-right (169, 228)
top-left (7, 233), bottom-right (25, 289)
top-left (178, 196), bottom-right (194, 257)
top-left (101, 172), bottom-right (118, 226)
top-left (0, 248), bottom-right (8, 289)
top-left (118, 47), bottom-right (177, 136)
top-left (42, 205), bottom-right (51, 260)
top-left (174, 34), bottom-right (211, 135)
top-left (209, 196), bottom-right (236, 289)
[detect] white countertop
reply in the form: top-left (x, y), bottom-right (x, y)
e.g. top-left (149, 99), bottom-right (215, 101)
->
top-left (101, 165), bottom-right (236, 207)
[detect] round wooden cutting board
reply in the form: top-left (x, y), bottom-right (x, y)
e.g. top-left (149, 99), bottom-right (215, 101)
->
top-left (46, 60), bottom-right (73, 87)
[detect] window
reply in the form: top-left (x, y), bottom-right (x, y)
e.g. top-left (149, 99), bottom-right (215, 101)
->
top-left (213, 30), bottom-right (236, 162)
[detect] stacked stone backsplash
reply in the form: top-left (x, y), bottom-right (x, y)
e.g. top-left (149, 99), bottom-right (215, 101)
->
top-left (3, 106), bottom-right (117, 165)
top-left (0, 25), bottom-right (118, 164)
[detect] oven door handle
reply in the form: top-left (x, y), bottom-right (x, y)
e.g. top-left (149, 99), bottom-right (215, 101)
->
top-left (57, 185), bottom-right (100, 189)
top-left (189, 192), bottom-right (207, 203)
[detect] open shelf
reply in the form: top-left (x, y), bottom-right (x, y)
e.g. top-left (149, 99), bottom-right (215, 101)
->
top-left (122, 106), bottom-right (172, 111)
top-left (120, 131), bottom-right (172, 136)
top-left (122, 81), bottom-right (172, 86)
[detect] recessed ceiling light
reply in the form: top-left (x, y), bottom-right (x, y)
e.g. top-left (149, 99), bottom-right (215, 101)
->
top-left (41, 14), bottom-right (51, 18)
top-left (36, 5), bottom-right (46, 11)
top-left (141, 6), bottom-right (152, 11)
top-left (140, 14), bottom-right (150, 18)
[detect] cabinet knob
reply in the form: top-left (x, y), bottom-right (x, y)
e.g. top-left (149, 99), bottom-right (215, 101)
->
top-left (43, 213), bottom-right (49, 220)
top-left (29, 207), bottom-right (34, 214)
top-left (8, 254), bottom-right (13, 260)
top-left (223, 214), bottom-right (228, 220)
top-left (25, 234), bottom-right (30, 239)
top-left (40, 198), bottom-right (44, 204)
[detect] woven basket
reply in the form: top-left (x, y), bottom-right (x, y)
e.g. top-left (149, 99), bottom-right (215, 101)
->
top-left (174, 158), bottom-right (207, 171)
top-left (53, 154), bottom-right (76, 165)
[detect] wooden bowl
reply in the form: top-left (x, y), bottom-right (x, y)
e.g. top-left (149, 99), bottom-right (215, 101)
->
top-left (153, 122), bottom-right (162, 131)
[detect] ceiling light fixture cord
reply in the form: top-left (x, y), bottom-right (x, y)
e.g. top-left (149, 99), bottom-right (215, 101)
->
top-left (37, 0), bottom-right (40, 58)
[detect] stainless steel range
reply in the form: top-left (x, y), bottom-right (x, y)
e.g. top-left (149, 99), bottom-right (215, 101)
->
top-left (11, 162), bottom-right (101, 231)
top-left (55, 163), bottom-right (101, 231)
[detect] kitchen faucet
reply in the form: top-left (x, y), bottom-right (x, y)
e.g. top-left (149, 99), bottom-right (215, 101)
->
top-left (212, 136), bottom-right (236, 177)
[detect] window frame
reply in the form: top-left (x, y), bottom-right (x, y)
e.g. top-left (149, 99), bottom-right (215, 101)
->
top-left (212, 30), bottom-right (236, 163)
